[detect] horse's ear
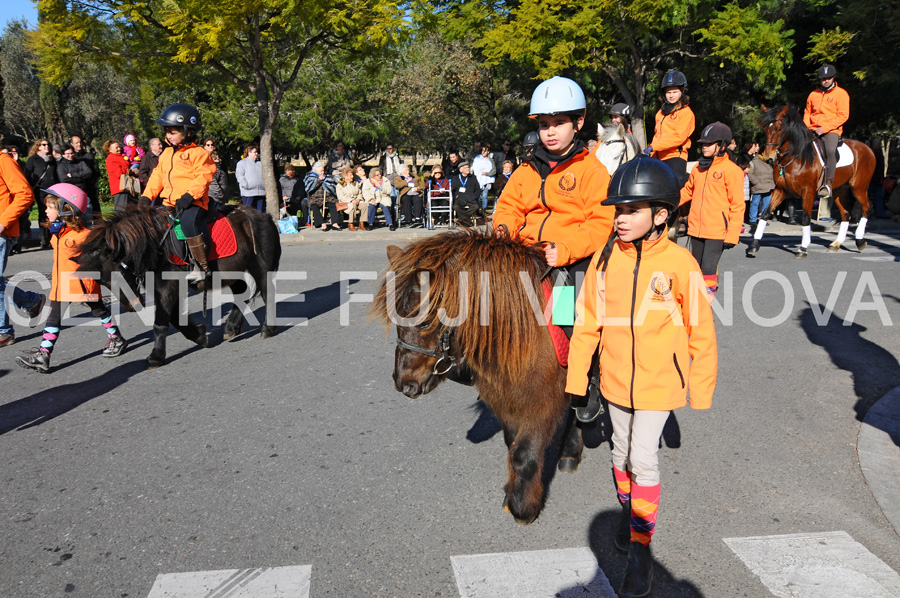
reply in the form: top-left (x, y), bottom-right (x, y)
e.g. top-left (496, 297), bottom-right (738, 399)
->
top-left (386, 244), bottom-right (403, 264)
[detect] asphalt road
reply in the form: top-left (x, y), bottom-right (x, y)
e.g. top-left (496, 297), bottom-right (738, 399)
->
top-left (1, 227), bottom-right (899, 597)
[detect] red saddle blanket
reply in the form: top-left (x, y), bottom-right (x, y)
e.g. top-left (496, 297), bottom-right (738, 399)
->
top-left (170, 216), bottom-right (237, 265)
top-left (541, 280), bottom-right (570, 367)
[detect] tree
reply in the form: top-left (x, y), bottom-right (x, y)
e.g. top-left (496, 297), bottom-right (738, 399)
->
top-left (1, 20), bottom-right (44, 142)
top-left (430, 0), bottom-right (795, 148)
top-left (31, 0), bottom-right (406, 215)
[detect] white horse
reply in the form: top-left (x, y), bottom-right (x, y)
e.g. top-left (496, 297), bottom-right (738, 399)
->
top-left (595, 123), bottom-right (640, 176)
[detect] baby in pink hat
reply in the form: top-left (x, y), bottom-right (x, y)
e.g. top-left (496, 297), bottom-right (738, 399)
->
top-left (122, 134), bottom-right (145, 170)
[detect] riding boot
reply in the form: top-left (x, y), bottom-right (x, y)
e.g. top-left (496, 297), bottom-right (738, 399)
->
top-left (620, 542), bottom-right (653, 598)
top-left (185, 234), bottom-right (210, 282)
top-left (613, 466), bottom-right (632, 553)
top-left (785, 201), bottom-right (799, 225)
top-left (573, 354), bottom-right (604, 423)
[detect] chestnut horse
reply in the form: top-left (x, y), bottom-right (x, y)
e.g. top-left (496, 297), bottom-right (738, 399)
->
top-left (372, 230), bottom-right (584, 524)
top-left (750, 105), bottom-right (875, 258)
top-left (74, 205), bottom-right (281, 368)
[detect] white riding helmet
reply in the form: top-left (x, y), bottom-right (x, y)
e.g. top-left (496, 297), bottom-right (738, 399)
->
top-left (529, 76), bottom-right (586, 118)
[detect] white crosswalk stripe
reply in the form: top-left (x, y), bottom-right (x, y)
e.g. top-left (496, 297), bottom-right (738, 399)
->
top-left (724, 531), bottom-right (900, 598)
top-left (147, 565), bottom-right (311, 598)
top-left (451, 547), bottom-right (616, 598)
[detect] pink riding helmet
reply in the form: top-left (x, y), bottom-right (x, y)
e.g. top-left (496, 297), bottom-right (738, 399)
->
top-left (44, 182), bottom-right (88, 217)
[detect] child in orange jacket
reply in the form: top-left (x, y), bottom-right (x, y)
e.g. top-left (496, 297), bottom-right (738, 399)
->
top-left (16, 183), bottom-right (128, 373)
top-left (566, 156), bottom-right (717, 598)
top-left (645, 71), bottom-right (695, 186)
top-left (678, 122), bottom-right (746, 295)
top-left (492, 76), bottom-right (615, 422)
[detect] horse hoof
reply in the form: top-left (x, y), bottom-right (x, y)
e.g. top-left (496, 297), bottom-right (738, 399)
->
top-left (260, 327), bottom-right (275, 339)
top-left (856, 240), bottom-right (867, 251)
top-left (795, 247), bottom-right (808, 259)
top-left (223, 329), bottom-right (236, 341)
top-left (826, 243), bottom-right (840, 253)
top-left (558, 457), bottom-right (580, 473)
top-left (146, 359), bottom-right (164, 369)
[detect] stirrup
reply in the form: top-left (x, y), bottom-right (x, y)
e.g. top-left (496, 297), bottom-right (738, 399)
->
top-left (817, 184), bottom-right (832, 198)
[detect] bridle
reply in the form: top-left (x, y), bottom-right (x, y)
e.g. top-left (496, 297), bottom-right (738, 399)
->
top-left (396, 328), bottom-right (456, 375)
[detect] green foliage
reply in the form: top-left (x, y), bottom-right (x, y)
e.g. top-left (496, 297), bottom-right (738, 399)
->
top-left (1, 21), bottom-right (44, 140)
top-left (696, 3), bottom-right (795, 91)
top-left (804, 27), bottom-right (855, 66)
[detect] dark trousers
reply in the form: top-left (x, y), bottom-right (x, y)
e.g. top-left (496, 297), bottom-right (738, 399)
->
top-left (663, 157), bottom-right (688, 188)
top-left (242, 195), bottom-right (265, 212)
top-left (820, 132), bottom-right (839, 183)
top-left (401, 194), bottom-right (424, 221)
top-left (179, 205), bottom-right (209, 239)
top-left (689, 236), bottom-right (725, 276)
top-left (455, 202), bottom-right (479, 225)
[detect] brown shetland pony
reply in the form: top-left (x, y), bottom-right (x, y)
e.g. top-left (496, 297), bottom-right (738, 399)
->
top-left (752, 105), bottom-right (875, 257)
top-left (372, 230), bottom-right (584, 524)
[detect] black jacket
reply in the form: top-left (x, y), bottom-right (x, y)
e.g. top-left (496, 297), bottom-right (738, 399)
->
top-left (450, 172), bottom-right (481, 208)
top-left (208, 162), bottom-right (229, 204)
top-left (138, 151), bottom-right (161, 187)
top-left (24, 154), bottom-right (58, 193)
top-left (56, 158), bottom-right (93, 191)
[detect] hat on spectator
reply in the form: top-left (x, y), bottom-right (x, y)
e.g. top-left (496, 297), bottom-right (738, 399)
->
top-left (458, 160), bottom-right (470, 168)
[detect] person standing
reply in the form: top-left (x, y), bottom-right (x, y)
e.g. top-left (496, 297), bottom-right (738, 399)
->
top-left (0, 151), bottom-right (45, 347)
top-left (202, 138), bottom-right (229, 210)
top-left (645, 71), bottom-right (695, 186)
top-left (104, 139), bottom-right (132, 211)
top-left (24, 138), bottom-right (58, 249)
top-left (70, 136), bottom-right (101, 217)
top-left (803, 64), bottom-right (849, 203)
top-left (472, 144), bottom-right (496, 211)
top-left (566, 156), bottom-right (717, 598)
top-left (679, 122), bottom-right (745, 296)
top-left (747, 142), bottom-right (775, 232)
top-left (236, 144), bottom-right (266, 212)
top-left (138, 138), bottom-right (163, 191)
top-left (56, 146), bottom-right (93, 200)
top-left (442, 150), bottom-right (462, 179)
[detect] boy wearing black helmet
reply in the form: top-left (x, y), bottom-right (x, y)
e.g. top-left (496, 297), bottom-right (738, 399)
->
top-left (142, 104), bottom-right (217, 282)
top-left (566, 155), bottom-right (717, 598)
top-left (803, 64), bottom-right (849, 203)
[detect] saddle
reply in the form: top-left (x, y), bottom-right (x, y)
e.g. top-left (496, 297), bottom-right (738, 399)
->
top-left (165, 212), bottom-right (238, 266)
top-left (813, 138), bottom-right (854, 169)
top-left (541, 279), bottom-right (570, 367)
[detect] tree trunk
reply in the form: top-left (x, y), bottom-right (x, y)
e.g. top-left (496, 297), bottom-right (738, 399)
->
top-left (254, 84), bottom-right (281, 217)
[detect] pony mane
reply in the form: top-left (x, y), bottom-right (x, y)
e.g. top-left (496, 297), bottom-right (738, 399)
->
top-left (372, 229), bottom-right (549, 382)
top-left (77, 206), bottom-right (168, 272)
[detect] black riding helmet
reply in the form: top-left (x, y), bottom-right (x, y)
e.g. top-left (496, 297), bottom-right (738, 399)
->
top-left (660, 70), bottom-right (688, 91)
top-left (610, 102), bottom-right (631, 119)
top-left (603, 155), bottom-right (680, 210)
top-left (157, 104), bottom-right (202, 140)
top-left (817, 64), bottom-right (836, 79)
top-left (697, 121), bottom-right (732, 145)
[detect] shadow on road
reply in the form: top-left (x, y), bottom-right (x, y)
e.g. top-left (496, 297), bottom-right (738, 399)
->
top-left (799, 305), bottom-right (900, 448)
top-left (556, 508), bottom-right (704, 597)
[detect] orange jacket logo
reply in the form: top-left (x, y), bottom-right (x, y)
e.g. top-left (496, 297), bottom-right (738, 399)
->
top-left (558, 173), bottom-right (576, 192)
top-left (713, 171), bottom-right (723, 179)
top-left (650, 274), bottom-right (673, 302)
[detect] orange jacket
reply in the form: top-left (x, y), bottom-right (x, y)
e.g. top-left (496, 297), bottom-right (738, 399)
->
top-left (143, 144), bottom-right (216, 210)
top-left (50, 226), bottom-right (101, 303)
top-left (492, 148), bottom-right (614, 266)
top-left (650, 105), bottom-right (695, 161)
top-left (565, 233), bottom-right (717, 411)
top-left (0, 152), bottom-right (34, 238)
top-left (679, 155), bottom-right (746, 245)
top-left (803, 84), bottom-right (849, 135)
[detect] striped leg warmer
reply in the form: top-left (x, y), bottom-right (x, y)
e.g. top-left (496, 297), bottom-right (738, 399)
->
top-left (630, 482), bottom-right (661, 546)
top-left (613, 465), bottom-right (631, 506)
top-left (40, 326), bottom-right (60, 354)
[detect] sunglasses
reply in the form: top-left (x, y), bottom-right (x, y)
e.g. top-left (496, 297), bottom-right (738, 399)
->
top-left (39, 143), bottom-right (49, 146)
top-left (205, 142), bottom-right (215, 147)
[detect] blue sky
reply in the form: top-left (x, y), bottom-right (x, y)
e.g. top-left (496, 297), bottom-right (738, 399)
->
top-left (2, 0), bottom-right (38, 29)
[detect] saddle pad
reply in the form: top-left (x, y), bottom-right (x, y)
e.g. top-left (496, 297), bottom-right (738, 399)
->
top-left (542, 280), bottom-right (570, 367)
top-left (208, 215), bottom-right (237, 260)
top-left (814, 142), bottom-right (854, 169)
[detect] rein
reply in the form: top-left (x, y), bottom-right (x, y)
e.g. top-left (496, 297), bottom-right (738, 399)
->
top-left (396, 328), bottom-right (456, 375)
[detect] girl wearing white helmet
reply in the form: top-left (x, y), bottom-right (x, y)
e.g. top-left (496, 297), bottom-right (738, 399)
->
top-left (493, 75), bottom-right (616, 423)
top-left (16, 183), bottom-right (128, 373)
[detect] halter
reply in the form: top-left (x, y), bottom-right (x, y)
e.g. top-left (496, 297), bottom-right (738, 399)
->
top-left (602, 137), bottom-right (630, 170)
top-left (396, 328), bottom-right (456, 375)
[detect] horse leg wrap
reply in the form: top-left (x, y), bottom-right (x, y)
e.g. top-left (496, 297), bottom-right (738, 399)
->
top-left (630, 482), bottom-right (661, 546)
top-left (753, 220), bottom-right (767, 240)
top-left (801, 226), bottom-right (812, 249)
top-left (855, 217), bottom-right (868, 240)
top-left (835, 221), bottom-right (850, 245)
